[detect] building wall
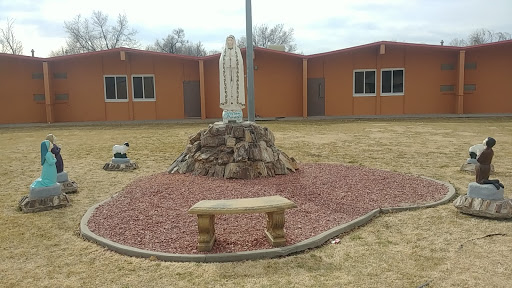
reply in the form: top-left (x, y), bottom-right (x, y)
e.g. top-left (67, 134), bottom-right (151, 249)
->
top-left (402, 47), bottom-right (458, 114)
top-left (51, 55), bottom-right (106, 122)
top-left (310, 45), bottom-right (460, 116)
top-left (1, 41), bottom-right (511, 124)
top-left (203, 57), bottom-right (223, 119)
top-left (48, 52), bottom-right (199, 122)
top-left (464, 43), bottom-right (512, 113)
top-left (253, 51), bottom-right (303, 117)
top-left (0, 56), bottom-right (46, 123)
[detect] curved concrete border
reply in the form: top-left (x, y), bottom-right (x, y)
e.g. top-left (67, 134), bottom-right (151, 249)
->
top-left (80, 177), bottom-right (456, 263)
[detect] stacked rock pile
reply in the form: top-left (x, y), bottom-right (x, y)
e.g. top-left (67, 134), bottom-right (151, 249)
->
top-left (168, 122), bottom-right (298, 179)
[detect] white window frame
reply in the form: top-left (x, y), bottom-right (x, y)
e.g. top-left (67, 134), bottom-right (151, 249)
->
top-left (381, 68), bottom-right (405, 96)
top-left (132, 74), bottom-right (156, 101)
top-left (353, 69), bottom-right (376, 97)
top-left (104, 75), bottom-right (128, 102)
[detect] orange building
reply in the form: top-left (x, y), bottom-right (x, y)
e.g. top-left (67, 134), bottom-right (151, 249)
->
top-left (1, 40), bottom-right (511, 124)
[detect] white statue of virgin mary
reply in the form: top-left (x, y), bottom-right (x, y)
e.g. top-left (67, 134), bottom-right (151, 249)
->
top-left (219, 35), bottom-right (245, 116)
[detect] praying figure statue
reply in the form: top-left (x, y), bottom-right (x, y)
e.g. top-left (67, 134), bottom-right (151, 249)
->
top-left (219, 35), bottom-right (245, 123)
top-left (475, 137), bottom-right (504, 190)
top-left (46, 134), bottom-right (63, 173)
top-left (31, 140), bottom-right (57, 188)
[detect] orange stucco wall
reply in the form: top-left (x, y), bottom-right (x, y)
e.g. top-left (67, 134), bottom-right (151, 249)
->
top-left (0, 56), bottom-right (46, 123)
top-left (253, 51), bottom-right (303, 117)
top-left (402, 47), bottom-right (458, 114)
top-left (309, 45), bottom-right (461, 116)
top-left (463, 43), bottom-right (512, 113)
top-left (51, 56), bottom-right (106, 122)
top-left (47, 52), bottom-right (199, 123)
top-left (203, 57), bottom-right (222, 119)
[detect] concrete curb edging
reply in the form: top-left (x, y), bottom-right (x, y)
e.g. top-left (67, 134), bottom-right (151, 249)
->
top-left (80, 178), bottom-right (456, 263)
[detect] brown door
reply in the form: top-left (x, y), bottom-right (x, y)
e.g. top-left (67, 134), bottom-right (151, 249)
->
top-left (307, 78), bottom-right (325, 116)
top-left (183, 81), bottom-right (201, 118)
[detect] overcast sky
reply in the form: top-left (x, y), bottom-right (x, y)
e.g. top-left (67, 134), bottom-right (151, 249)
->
top-left (1, 0), bottom-right (511, 57)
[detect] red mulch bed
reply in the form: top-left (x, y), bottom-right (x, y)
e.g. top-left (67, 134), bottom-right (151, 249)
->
top-left (87, 163), bottom-right (448, 254)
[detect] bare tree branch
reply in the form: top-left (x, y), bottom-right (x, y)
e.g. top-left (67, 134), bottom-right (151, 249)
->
top-left (0, 18), bottom-right (23, 54)
top-left (238, 23), bottom-right (297, 52)
top-left (449, 28), bottom-right (511, 46)
top-left (147, 28), bottom-right (207, 56)
top-left (52, 10), bottom-right (139, 55)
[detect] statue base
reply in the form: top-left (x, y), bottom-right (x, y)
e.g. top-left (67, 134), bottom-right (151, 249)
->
top-left (453, 195), bottom-right (512, 219)
top-left (103, 159), bottom-right (139, 171)
top-left (29, 183), bottom-right (62, 199)
top-left (60, 180), bottom-right (79, 194)
top-left (111, 157), bottom-right (131, 164)
top-left (453, 182), bottom-right (510, 219)
top-left (222, 110), bottom-right (243, 124)
top-left (168, 122), bottom-right (298, 179)
top-left (57, 171), bottom-right (68, 182)
top-left (467, 182), bottom-right (504, 200)
top-left (57, 171), bottom-right (78, 193)
top-left (19, 184), bottom-right (70, 213)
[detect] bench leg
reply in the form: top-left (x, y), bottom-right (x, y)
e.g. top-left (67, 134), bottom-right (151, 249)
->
top-left (265, 211), bottom-right (286, 247)
top-left (197, 214), bottom-right (215, 252)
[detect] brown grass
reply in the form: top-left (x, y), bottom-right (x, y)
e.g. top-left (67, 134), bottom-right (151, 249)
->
top-left (1, 117), bottom-right (511, 288)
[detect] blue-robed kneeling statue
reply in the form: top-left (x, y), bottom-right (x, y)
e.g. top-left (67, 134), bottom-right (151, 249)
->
top-left (19, 139), bottom-right (70, 213)
top-left (31, 140), bottom-right (57, 188)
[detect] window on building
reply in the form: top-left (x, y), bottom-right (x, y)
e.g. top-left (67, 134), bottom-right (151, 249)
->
top-left (464, 84), bottom-right (476, 92)
top-left (381, 69), bottom-right (404, 95)
top-left (353, 70), bottom-right (376, 96)
top-left (104, 76), bottom-right (128, 101)
top-left (440, 85), bottom-right (455, 92)
top-left (132, 75), bottom-right (155, 100)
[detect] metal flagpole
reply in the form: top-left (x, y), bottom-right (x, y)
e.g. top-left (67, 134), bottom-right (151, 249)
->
top-left (245, 0), bottom-right (255, 122)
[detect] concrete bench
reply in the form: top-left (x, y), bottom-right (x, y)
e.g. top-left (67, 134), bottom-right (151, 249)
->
top-left (188, 195), bottom-right (297, 252)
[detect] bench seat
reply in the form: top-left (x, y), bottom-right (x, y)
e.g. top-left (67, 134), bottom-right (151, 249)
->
top-left (188, 195), bottom-right (297, 251)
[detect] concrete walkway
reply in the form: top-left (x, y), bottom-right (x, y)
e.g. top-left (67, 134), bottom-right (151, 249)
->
top-left (2, 113), bottom-right (512, 128)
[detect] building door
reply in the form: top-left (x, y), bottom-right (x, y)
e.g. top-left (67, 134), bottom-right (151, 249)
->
top-left (307, 78), bottom-right (325, 116)
top-left (183, 81), bottom-right (201, 118)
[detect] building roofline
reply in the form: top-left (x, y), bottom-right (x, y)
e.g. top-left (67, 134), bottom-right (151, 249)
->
top-left (305, 41), bottom-right (462, 58)
top-left (0, 52), bottom-right (45, 61)
top-left (463, 39), bottom-right (512, 50)
top-left (3, 39), bottom-right (512, 62)
top-left (45, 47), bottom-right (202, 61)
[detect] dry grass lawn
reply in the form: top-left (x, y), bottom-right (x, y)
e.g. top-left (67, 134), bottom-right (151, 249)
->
top-left (1, 117), bottom-right (511, 288)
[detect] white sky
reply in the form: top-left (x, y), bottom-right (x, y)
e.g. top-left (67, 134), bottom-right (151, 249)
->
top-left (1, 0), bottom-right (511, 57)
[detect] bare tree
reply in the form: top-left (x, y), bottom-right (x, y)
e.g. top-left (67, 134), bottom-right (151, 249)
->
top-left (237, 23), bottom-right (297, 53)
top-left (147, 28), bottom-right (207, 56)
top-left (0, 18), bottom-right (23, 54)
top-left (180, 41), bottom-right (207, 57)
top-left (449, 29), bottom-right (511, 46)
top-left (147, 28), bottom-right (187, 54)
top-left (51, 11), bottom-right (139, 55)
top-left (208, 49), bottom-right (221, 55)
top-left (448, 38), bottom-right (468, 47)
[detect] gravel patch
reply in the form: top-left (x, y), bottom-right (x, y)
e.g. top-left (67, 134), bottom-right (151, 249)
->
top-left (87, 163), bottom-right (448, 254)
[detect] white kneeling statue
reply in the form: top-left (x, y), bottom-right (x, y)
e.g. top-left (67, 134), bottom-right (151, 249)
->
top-left (219, 35), bottom-right (245, 123)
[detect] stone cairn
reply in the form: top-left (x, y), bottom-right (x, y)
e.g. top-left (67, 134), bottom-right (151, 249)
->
top-left (168, 122), bottom-right (298, 179)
